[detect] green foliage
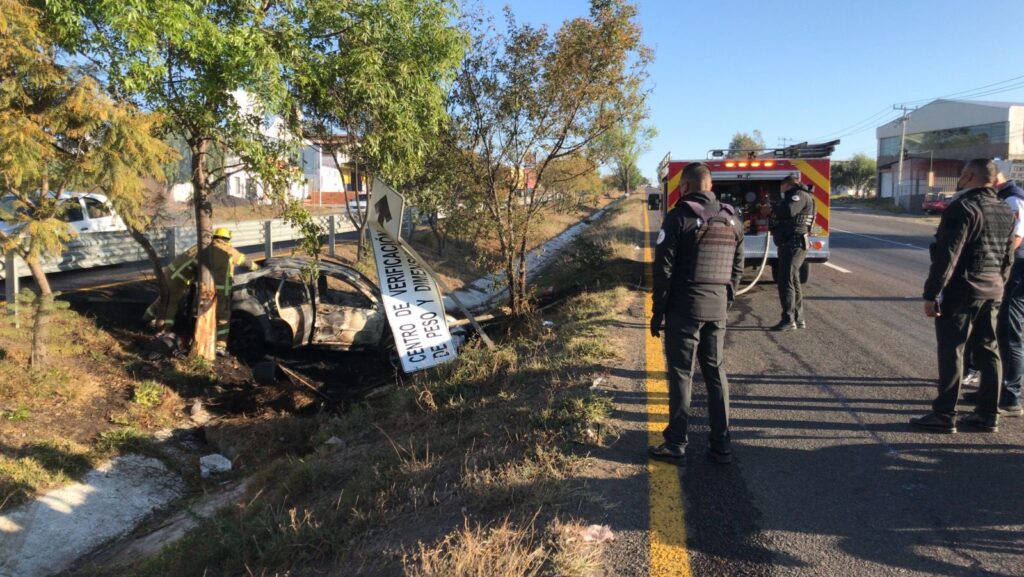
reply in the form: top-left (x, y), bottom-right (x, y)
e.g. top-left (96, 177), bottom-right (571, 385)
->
top-left (1, 405), bottom-right (29, 421)
top-left (131, 380), bottom-right (164, 409)
top-left (727, 130), bottom-right (765, 157)
top-left (833, 153), bottom-right (877, 196)
top-left (448, 0), bottom-right (651, 314)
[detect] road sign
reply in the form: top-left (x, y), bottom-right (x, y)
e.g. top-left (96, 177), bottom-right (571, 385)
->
top-left (367, 177), bottom-right (405, 240)
top-left (368, 228), bottom-right (458, 373)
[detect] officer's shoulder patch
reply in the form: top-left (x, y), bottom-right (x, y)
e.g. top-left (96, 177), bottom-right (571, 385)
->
top-left (656, 229), bottom-right (666, 245)
top-left (791, 195), bottom-right (800, 202)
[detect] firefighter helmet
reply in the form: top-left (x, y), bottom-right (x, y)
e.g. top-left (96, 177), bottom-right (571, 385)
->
top-left (212, 227), bottom-right (232, 241)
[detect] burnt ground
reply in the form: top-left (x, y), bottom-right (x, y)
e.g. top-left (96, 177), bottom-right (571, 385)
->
top-left (61, 276), bottom-right (402, 419)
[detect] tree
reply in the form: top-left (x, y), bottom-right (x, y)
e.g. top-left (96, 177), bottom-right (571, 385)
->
top-left (727, 130), bottom-right (765, 157)
top-left (0, 0), bottom-right (175, 367)
top-left (44, 0), bottom-right (461, 359)
top-left (448, 1), bottom-right (650, 315)
top-left (296, 0), bottom-right (465, 261)
top-left (596, 94), bottom-right (656, 196)
top-left (833, 153), bottom-right (877, 197)
top-left (604, 162), bottom-right (648, 193)
top-left (539, 155), bottom-right (604, 207)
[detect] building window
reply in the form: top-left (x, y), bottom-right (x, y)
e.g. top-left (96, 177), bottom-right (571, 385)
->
top-left (883, 122), bottom-right (1011, 156)
top-left (879, 136), bottom-right (900, 156)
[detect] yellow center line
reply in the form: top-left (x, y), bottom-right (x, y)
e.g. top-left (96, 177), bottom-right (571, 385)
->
top-left (643, 205), bottom-right (691, 576)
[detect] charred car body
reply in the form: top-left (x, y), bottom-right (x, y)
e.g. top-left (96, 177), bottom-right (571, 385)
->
top-left (228, 257), bottom-right (391, 355)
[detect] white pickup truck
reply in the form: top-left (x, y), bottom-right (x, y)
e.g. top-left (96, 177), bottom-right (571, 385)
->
top-left (0, 192), bottom-right (126, 236)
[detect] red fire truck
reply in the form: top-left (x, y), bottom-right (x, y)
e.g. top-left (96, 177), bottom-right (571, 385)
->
top-left (656, 140), bottom-right (838, 284)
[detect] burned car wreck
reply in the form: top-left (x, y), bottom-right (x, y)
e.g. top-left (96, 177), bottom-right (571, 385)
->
top-left (228, 257), bottom-right (393, 356)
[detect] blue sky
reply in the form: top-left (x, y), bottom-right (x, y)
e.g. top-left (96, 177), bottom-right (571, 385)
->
top-left (479, 0), bottom-right (1024, 181)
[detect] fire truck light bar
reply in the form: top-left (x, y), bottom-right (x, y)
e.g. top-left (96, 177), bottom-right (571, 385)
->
top-left (723, 161), bottom-right (776, 168)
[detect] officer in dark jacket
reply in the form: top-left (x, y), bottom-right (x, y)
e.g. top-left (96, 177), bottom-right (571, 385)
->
top-left (769, 175), bottom-right (815, 331)
top-left (913, 158), bottom-right (1016, 433)
top-left (650, 162), bottom-right (745, 464)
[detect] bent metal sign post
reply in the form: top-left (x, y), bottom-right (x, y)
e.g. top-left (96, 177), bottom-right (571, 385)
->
top-left (369, 228), bottom-right (458, 373)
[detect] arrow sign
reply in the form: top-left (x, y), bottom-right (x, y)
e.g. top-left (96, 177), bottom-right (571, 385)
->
top-left (375, 196), bottom-right (392, 229)
top-left (367, 177), bottom-right (404, 240)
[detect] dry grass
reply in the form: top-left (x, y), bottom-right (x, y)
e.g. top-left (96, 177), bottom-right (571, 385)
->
top-left (323, 197), bottom-right (616, 291)
top-left (0, 301), bottom-right (184, 511)
top-left (110, 198), bottom-right (638, 577)
top-left (403, 517), bottom-right (603, 577)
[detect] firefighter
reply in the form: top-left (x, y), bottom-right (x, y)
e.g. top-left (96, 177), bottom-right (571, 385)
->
top-left (144, 244), bottom-right (199, 336)
top-left (144, 228), bottom-right (257, 354)
top-left (913, 159), bottom-right (1015, 433)
top-left (208, 227), bottom-right (258, 355)
top-left (769, 174), bottom-right (815, 331)
top-left (649, 162), bottom-right (745, 465)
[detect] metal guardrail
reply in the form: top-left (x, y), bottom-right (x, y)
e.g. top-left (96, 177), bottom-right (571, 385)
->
top-left (1, 213), bottom-right (357, 286)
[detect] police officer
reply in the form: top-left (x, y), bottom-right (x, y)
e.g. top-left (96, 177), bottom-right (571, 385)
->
top-left (649, 162), bottom-right (744, 464)
top-left (913, 159), bottom-right (1015, 433)
top-left (769, 175), bottom-right (815, 331)
top-left (962, 171), bottom-right (1024, 417)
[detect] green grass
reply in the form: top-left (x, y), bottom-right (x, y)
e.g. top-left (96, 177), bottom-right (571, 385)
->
top-left (0, 439), bottom-right (93, 509)
top-left (131, 381), bottom-right (165, 409)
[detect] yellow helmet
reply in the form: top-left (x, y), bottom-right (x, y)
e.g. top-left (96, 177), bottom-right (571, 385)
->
top-left (212, 227), bottom-right (231, 241)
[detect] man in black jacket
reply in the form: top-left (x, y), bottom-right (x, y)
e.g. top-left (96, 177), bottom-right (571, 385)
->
top-left (914, 158), bottom-right (1016, 433)
top-left (650, 162), bottom-right (745, 464)
top-left (769, 175), bottom-right (815, 331)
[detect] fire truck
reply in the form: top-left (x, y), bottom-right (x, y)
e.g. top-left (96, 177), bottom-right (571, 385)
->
top-left (656, 140), bottom-right (838, 284)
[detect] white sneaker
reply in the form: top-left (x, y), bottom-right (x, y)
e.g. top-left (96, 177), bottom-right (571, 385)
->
top-left (962, 370), bottom-right (980, 386)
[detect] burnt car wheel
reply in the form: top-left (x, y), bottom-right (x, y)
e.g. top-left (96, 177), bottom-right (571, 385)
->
top-left (228, 313), bottom-right (266, 361)
top-left (378, 331), bottom-right (401, 368)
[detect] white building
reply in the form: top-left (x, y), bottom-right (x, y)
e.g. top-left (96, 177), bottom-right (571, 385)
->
top-left (876, 99), bottom-right (1024, 209)
top-left (170, 91), bottom-right (367, 205)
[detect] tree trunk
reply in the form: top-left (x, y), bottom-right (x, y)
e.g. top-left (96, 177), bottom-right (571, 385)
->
top-left (188, 137), bottom-right (217, 361)
top-left (127, 225), bottom-right (170, 318)
top-left (25, 256), bottom-right (52, 369)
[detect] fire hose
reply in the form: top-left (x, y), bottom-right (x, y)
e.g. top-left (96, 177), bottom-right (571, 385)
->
top-left (735, 233), bottom-right (771, 296)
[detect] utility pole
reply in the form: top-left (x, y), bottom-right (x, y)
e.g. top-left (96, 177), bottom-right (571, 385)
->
top-left (777, 137), bottom-right (796, 148)
top-left (893, 105), bottom-right (916, 205)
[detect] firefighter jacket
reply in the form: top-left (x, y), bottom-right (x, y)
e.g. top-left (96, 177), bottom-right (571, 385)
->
top-left (923, 186), bottom-right (1015, 303)
top-left (165, 245), bottom-right (199, 286)
top-left (653, 190), bottom-right (745, 322)
top-left (209, 239), bottom-right (251, 299)
top-left (770, 186), bottom-right (815, 245)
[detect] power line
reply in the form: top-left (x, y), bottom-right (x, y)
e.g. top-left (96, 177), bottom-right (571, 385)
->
top-left (797, 73), bottom-right (1024, 145)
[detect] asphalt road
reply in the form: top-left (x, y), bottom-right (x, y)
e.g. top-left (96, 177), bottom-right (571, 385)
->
top-left (648, 206), bottom-right (1024, 577)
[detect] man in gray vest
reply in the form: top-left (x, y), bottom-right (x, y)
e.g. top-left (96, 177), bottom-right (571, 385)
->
top-left (769, 175), bottom-right (815, 331)
top-left (650, 162), bottom-right (745, 464)
top-left (914, 159), bottom-right (1016, 433)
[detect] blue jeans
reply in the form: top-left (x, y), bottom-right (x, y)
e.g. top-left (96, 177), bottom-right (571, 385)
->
top-left (998, 258), bottom-right (1024, 406)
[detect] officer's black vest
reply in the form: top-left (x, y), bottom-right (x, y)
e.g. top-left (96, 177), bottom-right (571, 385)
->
top-left (774, 187), bottom-right (815, 238)
top-left (963, 188), bottom-right (1014, 275)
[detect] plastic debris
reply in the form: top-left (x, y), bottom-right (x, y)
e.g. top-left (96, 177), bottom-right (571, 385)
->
top-left (199, 454), bottom-right (232, 478)
top-left (189, 400), bottom-right (212, 425)
top-left (590, 377), bottom-right (606, 389)
top-left (580, 524), bottom-right (615, 543)
top-left (324, 436), bottom-right (345, 447)
top-left (542, 320), bottom-right (556, 329)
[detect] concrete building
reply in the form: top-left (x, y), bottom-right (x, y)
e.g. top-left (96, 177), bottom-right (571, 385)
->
top-left (876, 99), bottom-right (1024, 210)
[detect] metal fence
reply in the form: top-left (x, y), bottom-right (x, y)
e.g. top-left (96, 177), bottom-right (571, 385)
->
top-left (1, 214), bottom-right (358, 299)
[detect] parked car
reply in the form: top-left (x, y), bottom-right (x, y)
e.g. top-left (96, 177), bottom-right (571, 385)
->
top-left (0, 192), bottom-right (126, 236)
top-left (922, 192), bottom-right (952, 215)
